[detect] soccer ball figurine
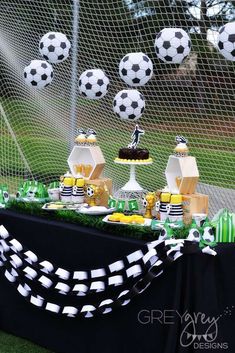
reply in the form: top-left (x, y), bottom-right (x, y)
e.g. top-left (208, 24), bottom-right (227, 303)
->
top-left (23, 60), bottom-right (53, 89)
top-left (154, 28), bottom-right (191, 64)
top-left (78, 69), bottom-right (110, 99)
top-left (217, 22), bottom-right (235, 61)
top-left (113, 89), bottom-right (145, 121)
top-left (187, 228), bottom-right (201, 242)
top-left (119, 52), bottom-right (153, 86)
top-left (39, 32), bottom-right (71, 64)
top-left (202, 226), bottom-right (215, 243)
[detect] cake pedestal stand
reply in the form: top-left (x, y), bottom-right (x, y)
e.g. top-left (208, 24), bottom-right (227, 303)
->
top-left (113, 160), bottom-right (153, 202)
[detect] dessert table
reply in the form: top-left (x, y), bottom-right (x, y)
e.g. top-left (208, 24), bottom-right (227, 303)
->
top-left (0, 209), bottom-right (234, 353)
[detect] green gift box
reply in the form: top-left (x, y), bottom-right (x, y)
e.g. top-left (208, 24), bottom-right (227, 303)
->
top-left (214, 209), bottom-right (235, 243)
top-left (128, 199), bottom-right (139, 211)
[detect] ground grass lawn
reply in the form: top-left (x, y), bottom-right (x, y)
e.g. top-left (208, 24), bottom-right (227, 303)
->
top-left (0, 330), bottom-right (52, 353)
top-left (1, 99), bottom-right (234, 191)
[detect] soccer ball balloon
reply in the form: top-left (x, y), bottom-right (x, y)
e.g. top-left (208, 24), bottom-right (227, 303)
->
top-left (154, 28), bottom-right (191, 64)
top-left (39, 32), bottom-right (71, 64)
top-left (23, 60), bottom-right (53, 89)
top-left (78, 69), bottom-right (110, 99)
top-left (113, 89), bottom-right (145, 121)
top-left (119, 52), bottom-right (153, 86)
top-left (217, 22), bottom-right (235, 61)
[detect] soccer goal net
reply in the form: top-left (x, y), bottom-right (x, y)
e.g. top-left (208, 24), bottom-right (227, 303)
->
top-left (0, 0), bottom-right (234, 215)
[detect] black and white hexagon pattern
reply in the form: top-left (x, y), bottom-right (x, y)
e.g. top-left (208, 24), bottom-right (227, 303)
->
top-left (113, 89), bottom-right (145, 121)
top-left (39, 32), bottom-right (71, 64)
top-left (202, 227), bottom-right (215, 243)
top-left (187, 228), bottom-right (201, 242)
top-left (23, 60), bottom-right (53, 89)
top-left (217, 22), bottom-right (235, 61)
top-left (119, 52), bottom-right (153, 87)
top-left (78, 69), bottom-right (110, 100)
top-left (154, 28), bottom-right (191, 64)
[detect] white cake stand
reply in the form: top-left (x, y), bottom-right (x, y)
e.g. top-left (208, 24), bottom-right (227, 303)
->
top-left (114, 160), bottom-right (152, 191)
top-left (113, 159), bottom-right (153, 202)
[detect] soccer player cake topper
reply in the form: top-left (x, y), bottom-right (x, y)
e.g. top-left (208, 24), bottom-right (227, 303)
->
top-left (128, 124), bottom-right (145, 149)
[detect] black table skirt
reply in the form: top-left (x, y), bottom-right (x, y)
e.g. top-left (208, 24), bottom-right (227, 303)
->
top-left (0, 210), bottom-right (234, 353)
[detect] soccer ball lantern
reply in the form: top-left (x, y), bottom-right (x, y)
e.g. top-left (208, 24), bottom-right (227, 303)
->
top-left (119, 52), bottom-right (153, 86)
top-left (113, 89), bottom-right (145, 121)
top-left (78, 69), bottom-right (110, 99)
top-left (154, 28), bottom-right (191, 64)
top-left (23, 60), bottom-right (53, 89)
top-left (39, 32), bottom-right (71, 64)
top-left (217, 22), bottom-right (235, 61)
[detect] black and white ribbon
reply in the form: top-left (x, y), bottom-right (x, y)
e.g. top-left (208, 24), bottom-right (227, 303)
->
top-left (0, 225), bottom-right (216, 318)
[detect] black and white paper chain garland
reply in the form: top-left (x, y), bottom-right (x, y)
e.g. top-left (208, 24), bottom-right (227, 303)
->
top-left (0, 225), bottom-right (216, 318)
top-left (0, 225), bottom-right (173, 296)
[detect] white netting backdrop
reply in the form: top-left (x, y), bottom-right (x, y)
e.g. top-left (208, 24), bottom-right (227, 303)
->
top-left (0, 0), bottom-right (234, 215)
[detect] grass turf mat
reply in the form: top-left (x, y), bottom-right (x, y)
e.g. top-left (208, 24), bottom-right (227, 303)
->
top-left (0, 330), bottom-right (53, 353)
top-left (5, 200), bottom-right (191, 241)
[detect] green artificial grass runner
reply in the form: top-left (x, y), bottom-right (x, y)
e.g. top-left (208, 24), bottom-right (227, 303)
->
top-left (6, 200), bottom-right (191, 241)
top-left (0, 330), bottom-right (53, 353)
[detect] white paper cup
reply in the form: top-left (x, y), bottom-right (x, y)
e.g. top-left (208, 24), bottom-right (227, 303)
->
top-left (192, 213), bottom-right (207, 227)
top-left (48, 188), bottom-right (60, 201)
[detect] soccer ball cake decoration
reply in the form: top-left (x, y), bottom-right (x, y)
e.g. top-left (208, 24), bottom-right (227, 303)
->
top-left (217, 22), bottom-right (235, 61)
top-left (39, 32), bottom-right (71, 64)
top-left (23, 60), bottom-right (53, 89)
top-left (78, 69), bottom-right (110, 99)
top-left (113, 89), bottom-right (145, 121)
top-left (119, 52), bottom-right (153, 87)
top-left (154, 28), bottom-right (191, 64)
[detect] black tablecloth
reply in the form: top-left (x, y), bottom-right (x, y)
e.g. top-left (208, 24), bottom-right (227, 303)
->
top-left (0, 210), bottom-right (234, 353)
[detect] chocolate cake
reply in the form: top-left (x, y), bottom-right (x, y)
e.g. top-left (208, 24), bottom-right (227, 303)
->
top-left (118, 148), bottom-right (149, 160)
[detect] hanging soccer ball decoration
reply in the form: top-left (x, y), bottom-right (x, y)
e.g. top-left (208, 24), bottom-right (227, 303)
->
top-left (78, 69), bottom-right (110, 99)
top-left (217, 22), bottom-right (235, 61)
top-left (113, 89), bottom-right (145, 121)
top-left (119, 52), bottom-right (153, 87)
top-left (154, 28), bottom-right (191, 64)
top-left (39, 32), bottom-right (71, 64)
top-left (23, 60), bottom-right (53, 89)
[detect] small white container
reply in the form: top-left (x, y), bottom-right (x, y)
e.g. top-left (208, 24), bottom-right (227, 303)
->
top-left (48, 188), bottom-right (60, 201)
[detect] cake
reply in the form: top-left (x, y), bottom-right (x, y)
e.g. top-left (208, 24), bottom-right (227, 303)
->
top-left (115, 147), bottom-right (152, 162)
top-left (114, 125), bottom-right (152, 163)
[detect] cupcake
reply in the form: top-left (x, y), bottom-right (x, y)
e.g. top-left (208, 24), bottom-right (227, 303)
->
top-left (174, 136), bottom-right (189, 157)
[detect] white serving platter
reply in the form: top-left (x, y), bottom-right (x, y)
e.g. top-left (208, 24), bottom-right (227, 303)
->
top-left (102, 215), bottom-right (152, 227)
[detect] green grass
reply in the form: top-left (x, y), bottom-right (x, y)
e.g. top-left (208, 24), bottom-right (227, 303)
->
top-left (1, 98), bottom-right (234, 191)
top-left (0, 330), bottom-right (52, 353)
top-left (6, 200), bottom-right (191, 241)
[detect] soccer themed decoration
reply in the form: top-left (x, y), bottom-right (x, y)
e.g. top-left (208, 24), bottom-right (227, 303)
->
top-left (78, 69), bottom-right (110, 99)
top-left (23, 60), bottom-right (53, 89)
top-left (2, 21), bottom-right (235, 326)
top-left (119, 52), bottom-right (153, 87)
top-left (142, 192), bottom-right (156, 219)
top-left (217, 22), bottom-right (235, 61)
top-left (154, 28), bottom-right (191, 64)
top-left (113, 89), bottom-right (145, 120)
top-left (39, 32), bottom-right (71, 64)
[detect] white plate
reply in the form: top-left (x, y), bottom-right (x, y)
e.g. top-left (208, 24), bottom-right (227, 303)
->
top-left (102, 215), bottom-right (151, 227)
top-left (78, 206), bottom-right (116, 216)
top-left (42, 202), bottom-right (88, 211)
